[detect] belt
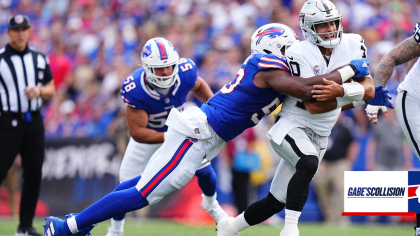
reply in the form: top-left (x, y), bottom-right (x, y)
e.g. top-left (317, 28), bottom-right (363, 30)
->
top-left (0, 110), bottom-right (40, 122)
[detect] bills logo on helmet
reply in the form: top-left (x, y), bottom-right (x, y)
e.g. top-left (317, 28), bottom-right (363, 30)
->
top-left (142, 44), bottom-right (152, 58)
top-left (256, 26), bottom-right (286, 44)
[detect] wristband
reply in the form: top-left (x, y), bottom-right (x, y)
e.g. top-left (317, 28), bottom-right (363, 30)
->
top-left (336, 82), bottom-right (365, 108)
top-left (337, 66), bottom-right (356, 83)
top-left (163, 132), bottom-right (168, 141)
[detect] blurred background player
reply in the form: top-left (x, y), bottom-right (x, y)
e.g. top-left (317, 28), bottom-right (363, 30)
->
top-left (107, 37), bottom-right (225, 236)
top-left (365, 22), bottom-right (420, 236)
top-left (43, 23), bottom-right (372, 236)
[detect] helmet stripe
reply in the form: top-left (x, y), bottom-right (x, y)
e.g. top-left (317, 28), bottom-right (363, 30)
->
top-left (154, 39), bottom-right (168, 60)
top-left (256, 29), bottom-right (284, 37)
top-left (319, 0), bottom-right (331, 14)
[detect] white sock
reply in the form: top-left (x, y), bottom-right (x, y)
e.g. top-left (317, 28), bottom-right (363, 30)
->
top-left (202, 193), bottom-right (217, 203)
top-left (284, 209), bottom-right (301, 229)
top-left (111, 218), bottom-right (125, 232)
top-left (67, 216), bottom-right (79, 234)
top-left (231, 213), bottom-right (250, 233)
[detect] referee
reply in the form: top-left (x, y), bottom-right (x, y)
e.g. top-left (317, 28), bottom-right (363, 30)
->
top-left (0, 14), bottom-right (55, 236)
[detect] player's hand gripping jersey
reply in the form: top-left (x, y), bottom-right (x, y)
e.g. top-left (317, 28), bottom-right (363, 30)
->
top-left (280, 33), bottom-right (368, 136)
top-left (201, 54), bottom-right (289, 141)
top-left (120, 58), bottom-right (198, 132)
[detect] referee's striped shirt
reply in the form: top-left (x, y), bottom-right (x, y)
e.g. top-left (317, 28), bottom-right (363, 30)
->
top-left (0, 44), bottom-right (52, 113)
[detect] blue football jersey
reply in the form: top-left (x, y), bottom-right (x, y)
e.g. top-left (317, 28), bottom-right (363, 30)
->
top-left (201, 54), bottom-right (289, 142)
top-left (121, 58), bottom-right (198, 132)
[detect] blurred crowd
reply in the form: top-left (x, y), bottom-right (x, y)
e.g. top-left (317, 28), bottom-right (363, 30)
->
top-left (1, 0), bottom-right (420, 219)
top-left (1, 0), bottom-right (418, 138)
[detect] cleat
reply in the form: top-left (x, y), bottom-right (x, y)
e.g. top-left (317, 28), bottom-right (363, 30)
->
top-left (201, 194), bottom-right (228, 223)
top-left (64, 214), bottom-right (95, 236)
top-left (216, 217), bottom-right (239, 236)
top-left (43, 217), bottom-right (66, 236)
top-left (415, 227), bottom-right (420, 236)
top-left (105, 227), bottom-right (123, 236)
top-left (279, 227), bottom-right (299, 236)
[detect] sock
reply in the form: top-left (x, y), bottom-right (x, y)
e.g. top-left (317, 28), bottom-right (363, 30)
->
top-left (284, 209), bottom-right (301, 229)
top-left (231, 213), bottom-right (250, 233)
top-left (195, 164), bottom-right (217, 196)
top-left (74, 187), bottom-right (148, 229)
top-left (202, 193), bottom-right (217, 203)
top-left (111, 218), bottom-right (125, 232)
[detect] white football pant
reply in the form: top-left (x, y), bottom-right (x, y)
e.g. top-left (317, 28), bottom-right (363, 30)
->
top-left (269, 127), bottom-right (328, 203)
top-left (396, 89), bottom-right (420, 158)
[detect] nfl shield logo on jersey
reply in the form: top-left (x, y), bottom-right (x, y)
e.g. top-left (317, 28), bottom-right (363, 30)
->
top-left (314, 65), bottom-right (320, 75)
top-left (194, 128), bottom-right (200, 134)
top-left (165, 98), bottom-right (170, 103)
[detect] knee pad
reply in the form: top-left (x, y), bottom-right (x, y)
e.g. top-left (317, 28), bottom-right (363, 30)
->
top-left (295, 155), bottom-right (319, 180)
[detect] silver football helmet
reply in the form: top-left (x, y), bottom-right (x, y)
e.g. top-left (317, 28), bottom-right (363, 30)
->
top-left (299, 0), bottom-right (343, 48)
top-left (141, 37), bottom-right (179, 88)
top-left (251, 23), bottom-right (299, 58)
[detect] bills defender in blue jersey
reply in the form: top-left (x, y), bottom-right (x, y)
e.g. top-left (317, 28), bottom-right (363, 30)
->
top-left (43, 24), bottom-right (373, 236)
top-left (109, 37), bottom-right (225, 236)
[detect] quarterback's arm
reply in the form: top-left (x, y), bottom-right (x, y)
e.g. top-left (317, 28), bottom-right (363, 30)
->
top-left (190, 76), bottom-right (214, 103)
top-left (126, 107), bottom-right (164, 144)
top-left (254, 69), bottom-right (346, 100)
top-left (375, 36), bottom-right (420, 86)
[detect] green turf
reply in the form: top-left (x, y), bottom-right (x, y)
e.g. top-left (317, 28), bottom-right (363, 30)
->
top-left (0, 218), bottom-right (414, 236)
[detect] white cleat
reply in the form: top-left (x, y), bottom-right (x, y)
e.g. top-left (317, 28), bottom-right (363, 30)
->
top-left (217, 217), bottom-right (239, 236)
top-left (105, 227), bottom-right (123, 236)
top-left (415, 227), bottom-right (420, 236)
top-left (201, 194), bottom-right (228, 223)
top-left (279, 227), bottom-right (299, 236)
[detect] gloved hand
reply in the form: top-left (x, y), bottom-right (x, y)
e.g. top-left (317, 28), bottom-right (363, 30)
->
top-left (365, 86), bottom-right (394, 109)
top-left (365, 105), bottom-right (388, 125)
top-left (349, 58), bottom-right (370, 78)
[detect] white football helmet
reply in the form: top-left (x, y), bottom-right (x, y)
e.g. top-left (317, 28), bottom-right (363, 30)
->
top-left (299, 0), bottom-right (343, 48)
top-left (251, 23), bottom-right (299, 58)
top-left (141, 37), bottom-right (179, 88)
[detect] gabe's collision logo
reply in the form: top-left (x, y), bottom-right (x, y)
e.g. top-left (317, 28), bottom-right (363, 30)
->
top-left (347, 187), bottom-right (405, 197)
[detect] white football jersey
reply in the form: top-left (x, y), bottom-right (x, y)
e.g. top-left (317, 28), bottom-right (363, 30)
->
top-left (279, 33), bottom-right (367, 136)
top-left (398, 59), bottom-right (420, 100)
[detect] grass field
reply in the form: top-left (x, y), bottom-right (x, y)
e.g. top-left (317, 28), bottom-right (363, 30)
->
top-left (0, 218), bottom-right (414, 236)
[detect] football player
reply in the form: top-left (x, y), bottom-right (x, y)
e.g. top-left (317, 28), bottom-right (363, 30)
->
top-left (365, 22), bottom-right (420, 236)
top-left (43, 23), bottom-right (374, 236)
top-left (216, 1), bottom-right (392, 236)
top-left (105, 37), bottom-right (226, 236)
